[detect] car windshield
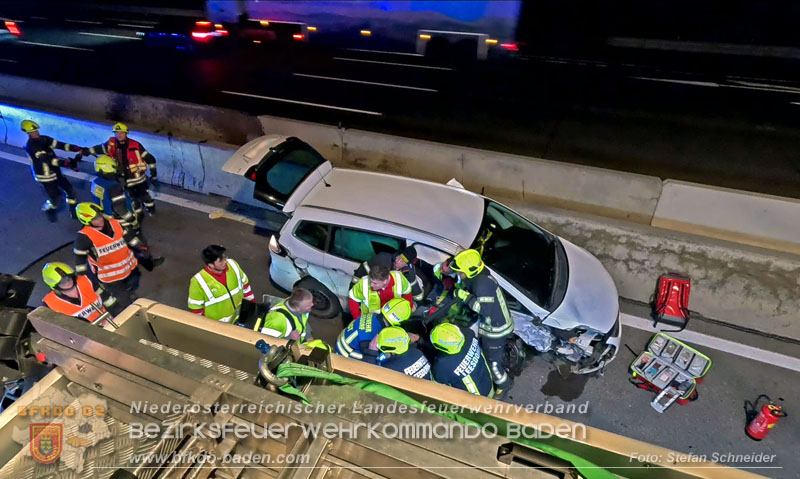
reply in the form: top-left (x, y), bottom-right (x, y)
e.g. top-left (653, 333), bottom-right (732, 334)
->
top-left (470, 200), bottom-right (560, 308)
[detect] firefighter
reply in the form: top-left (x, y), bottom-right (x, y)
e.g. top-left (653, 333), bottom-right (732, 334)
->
top-left (430, 323), bottom-right (494, 397)
top-left (375, 326), bottom-right (432, 380)
top-left (336, 298), bottom-right (413, 361)
top-left (448, 249), bottom-right (514, 395)
top-left (353, 246), bottom-right (428, 303)
top-left (84, 123), bottom-right (158, 214)
top-left (91, 155), bottom-right (143, 231)
top-left (41, 262), bottom-right (116, 326)
top-left (348, 265), bottom-right (412, 319)
top-left (73, 203), bottom-right (160, 312)
top-left (188, 245), bottom-right (255, 323)
top-left (253, 287), bottom-right (314, 342)
top-left (21, 120), bottom-right (84, 221)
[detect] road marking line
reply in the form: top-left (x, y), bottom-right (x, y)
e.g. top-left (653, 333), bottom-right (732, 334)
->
top-left (628, 76), bottom-right (719, 87)
top-left (78, 32), bottom-right (141, 40)
top-left (729, 80), bottom-right (800, 93)
top-left (19, 41), bottom-right (94, 51)
top-left (221, 90), bottom-right (383, 115)
top-left (791, 102), bottom-right (800, 106)
top-left (721, 83), bottom-right (800, 95)
top-left (333, 57), bottom-right (453, 71)
top-left (30, 16), bottom-right (48, 20)
top-left (118, 23), bottom-right (155, 29)
top-left (0, 151), bottom-right (269, 228)
top-left (621, 313), bottom-right (800, 373)
top-left (66, 19), bottom-right (103, 25)
top-left (0, 59), bottom-right (18, 63)
top-left (343, 48), bottom-right (423, 57)
top-left (293, 73), bottom-right (437, 92)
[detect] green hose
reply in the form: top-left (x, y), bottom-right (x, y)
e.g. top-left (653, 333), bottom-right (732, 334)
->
top-left (276, 363), bottom-right (615, 479)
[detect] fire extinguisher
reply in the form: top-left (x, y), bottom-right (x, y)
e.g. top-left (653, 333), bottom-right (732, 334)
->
top-left (745, 395), bottom-right (787, 441)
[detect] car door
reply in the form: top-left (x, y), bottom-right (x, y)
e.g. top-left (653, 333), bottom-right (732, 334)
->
top-left (284, 219), bottom-right (339, 294)
top-left (324, 226), bottom-right (406, 298)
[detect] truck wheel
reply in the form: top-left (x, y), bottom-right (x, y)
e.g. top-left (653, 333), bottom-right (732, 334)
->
top-left (295, 277), bottom-right (341, 319)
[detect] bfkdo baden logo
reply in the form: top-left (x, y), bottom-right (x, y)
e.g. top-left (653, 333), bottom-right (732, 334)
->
top-left (30, 423), bottom-right (63, 464)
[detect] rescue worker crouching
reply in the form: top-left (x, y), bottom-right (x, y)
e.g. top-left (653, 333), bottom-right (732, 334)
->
top-left (188, 245), bottom-right (255, 323)
top-left (375, 326), bottom-right (432, 380)
top-left (21, 120), bottom-right (85, 222)
top-left (42, 262), bottom-right (117, 326)
top-left (353, 246), bottom-right (428, 303)
top-left (348, 265), bottom-right (413, 319)
top-left (253, 287), bottom-right (314, 342)
top-left (448, 249), bottom-right (515, 396)
top-left (91, 155), bottom-right (143, 231)
top-left (73, 203), bottom-right (162, 312)
top-left (84, 123), bottom-right (158, 214)
top-left (430, 323), bottom-right (494, 398)
top-left (336, 298), bottom-right (415, 361)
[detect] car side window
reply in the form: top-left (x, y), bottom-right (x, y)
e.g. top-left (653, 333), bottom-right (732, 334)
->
top-left (330, 227), bottom-right (403, 263)
top-left (294, 221), bottom-right (329, 251)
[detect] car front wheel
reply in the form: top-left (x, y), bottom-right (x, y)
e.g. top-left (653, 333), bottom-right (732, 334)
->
top-left (295, 277), bottom-right (342, 319)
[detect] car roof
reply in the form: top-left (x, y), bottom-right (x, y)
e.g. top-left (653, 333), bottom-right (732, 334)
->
top-left (299, 168), bottom-right (485, 247)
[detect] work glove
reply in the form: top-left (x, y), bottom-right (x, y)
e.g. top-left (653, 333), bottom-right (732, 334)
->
top-left (455, 288), bottom-right (471, 302)
top-left (80, 147), bottom-right (92, 156)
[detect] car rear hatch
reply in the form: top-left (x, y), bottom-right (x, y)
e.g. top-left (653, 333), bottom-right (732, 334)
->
top-left (222, 135), bottom-right (332, 213)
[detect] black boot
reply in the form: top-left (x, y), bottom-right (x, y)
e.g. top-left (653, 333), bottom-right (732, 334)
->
top-left (42, 201), bottom-right (57, 223)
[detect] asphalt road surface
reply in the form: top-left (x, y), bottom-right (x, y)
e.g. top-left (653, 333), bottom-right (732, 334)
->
top-left (2, 12), bottom-right (800, 199)
top-left (1, 148), bottom-right (798, 478)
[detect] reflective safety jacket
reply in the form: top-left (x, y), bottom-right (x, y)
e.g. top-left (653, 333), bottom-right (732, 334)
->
top-left (89, 137), bottom-right (156, 188)
top-left (77, 219), bottom-right (138, 284)
top-left (459, 271), bottom-right (514, 339)
top-left (91, 175), bottom-right (140, 229)
top-left (25, 135), bottom-right (81, 183)
top-left (432, 328), bottom-right (494, 397)
top-left (43, 275), bottom-right (109, 326)
top-left (253, 298), bottom-right (310, 341)
top-left (335, 313), bottom-right (384, 361)
top-left (188, 259), bottom-right (251, 323)
top-left (379, 345), bottom-right (432, 380)
top-left (348, 271), bottom-right (411, 318)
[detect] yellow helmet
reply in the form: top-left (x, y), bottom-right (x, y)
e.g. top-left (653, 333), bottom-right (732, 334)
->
top-left (376, 326), bottom-right (410, 355)
top-left (430, 323), bottom-right (465, 355)
top-left (42, 262), bottom-right (75, 289)
top-left (450, 249), bottom-right (484, 278)
top-left (112, 122), bottom-right (129, 133)
top-left (75, 202), bottom-right (103, 226)
top-left (21, 120), bottom-right (39, 133)
top-left (95, 155), bottom-right (118, 174)
top-left (381, 298), bottom-right (412, 326)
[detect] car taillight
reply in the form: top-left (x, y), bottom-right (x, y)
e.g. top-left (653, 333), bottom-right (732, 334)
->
top-left (501, 42), bottom-right (519, 51)
top-left (292, 33), bottom-right (304, 40)
top-left (191, 31), bottom-right (213, 40)
top-left (4, 21), bottom-right (21, 36)
top-left (269, 235), bottom-right (285, 256)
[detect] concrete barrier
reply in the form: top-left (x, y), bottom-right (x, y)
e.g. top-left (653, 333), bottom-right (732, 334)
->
top-left (653, 180), bottom-right (800, 256)
top-left (0, 73), bottom-right (262, 145)
top-left (0, 102), bottom-right (264, 210)
top-left (257, 115), bottom-right (664, 223)
top-left (505, 198), bottom-right (800, 341)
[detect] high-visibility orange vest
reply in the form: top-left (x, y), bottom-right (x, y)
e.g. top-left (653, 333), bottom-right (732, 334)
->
top-left (80, 219), bottom-right (138, 283)
top-left (43, 275), bottom-right (109, 325)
